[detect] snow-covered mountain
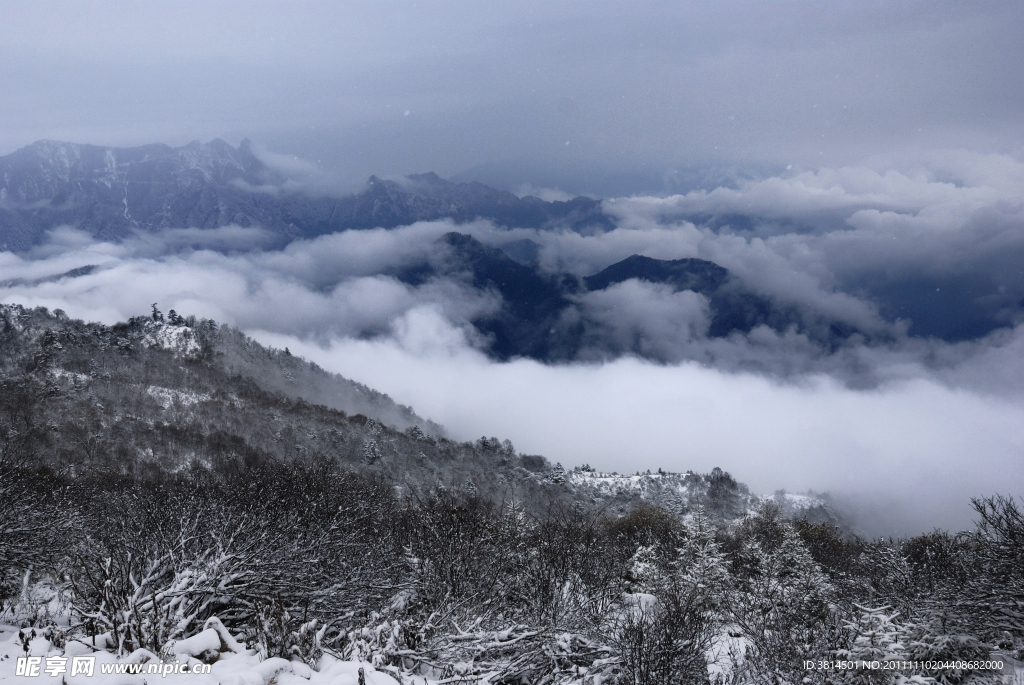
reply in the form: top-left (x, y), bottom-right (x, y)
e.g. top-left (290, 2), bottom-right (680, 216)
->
top-left (0, 139), bottom-right (609, 251)
top-left (4, 302), bottom-right (1020, 683)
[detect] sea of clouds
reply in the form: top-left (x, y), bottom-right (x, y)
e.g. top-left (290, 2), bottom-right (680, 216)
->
top-left (3, 150), bottom-right (1023, 535)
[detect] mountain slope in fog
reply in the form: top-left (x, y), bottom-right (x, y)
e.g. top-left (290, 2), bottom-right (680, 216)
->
top-left (395, 233), bottom-right (872, 361)
top-left (0, 302), bottom-right (783, 521)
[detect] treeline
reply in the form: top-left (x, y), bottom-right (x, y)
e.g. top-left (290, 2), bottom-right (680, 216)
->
top-left (2, 454), bottom-right (1021, 684)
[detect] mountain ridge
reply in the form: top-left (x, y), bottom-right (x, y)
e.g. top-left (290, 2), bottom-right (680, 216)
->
top-left (0, 301), bottom-right (824, 524)
top-left (398, 232), bottom-right (856, 361)
top-left (0, 139), bottom-right (612, 251)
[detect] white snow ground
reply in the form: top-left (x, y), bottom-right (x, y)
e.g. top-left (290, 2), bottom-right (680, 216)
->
top-left (0, 621), bottom-right (400, 685)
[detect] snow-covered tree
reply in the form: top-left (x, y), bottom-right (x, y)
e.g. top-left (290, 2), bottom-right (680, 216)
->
top-left (902, 613), bottom-right (994, 685)
top-left (625, 544), bottom-right (661, 594)
top-left (840, 604), bottom-right (906, 663)
top-left (362, 438), bottom-right (382, 464)
top-left (676, 506), bottom-right (730, 611)
top-left (728, 514), bottom-right (837, 682)
top-left (965, 495), bottom-right (1024, 643)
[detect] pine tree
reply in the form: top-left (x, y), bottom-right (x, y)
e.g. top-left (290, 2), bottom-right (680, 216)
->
top-left (901, 612), bottom-right (993, 685)
top-left (362, 439), bottom-right (381, 465)
top-left (729, 519), bottom-right (836, 682)
top-left (841, 604), bottom-right (905, 663)
top-left (626, 545), bottom-right (661, 594)
top-left (676, 506), bottom-right (730, 613)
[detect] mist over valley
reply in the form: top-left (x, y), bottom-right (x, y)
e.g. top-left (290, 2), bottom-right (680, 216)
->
top-left (2, 139), bottom-right (1022, 535)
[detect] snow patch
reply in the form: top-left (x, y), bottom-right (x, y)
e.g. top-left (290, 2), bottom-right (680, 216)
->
top-left (569, 469), bottom-right (697, 500)
top-left (51, 368), bottom-right (90, 384)
top-left (0, 621), bottom-right (399, 685)
top-left (140, 322), bottom-right (202, 358)
top-left (147, 386), bottom-right (210, 409)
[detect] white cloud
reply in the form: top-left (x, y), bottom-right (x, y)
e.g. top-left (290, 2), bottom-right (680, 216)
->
top-left (577, 280), bottom-right (709, 360)
top-left (514, 184), bottom-right (576, 202)
top-left (0, 223), bottom-right (500, 340)
top-left (255, 323), bottom-right (1024, 536)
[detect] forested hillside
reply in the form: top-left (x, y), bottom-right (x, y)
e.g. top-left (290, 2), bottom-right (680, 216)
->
top-left (1, 304), bottom-right (1021, 683)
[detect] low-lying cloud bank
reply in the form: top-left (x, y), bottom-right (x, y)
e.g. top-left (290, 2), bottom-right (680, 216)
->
top-left (257, 315), bottom-right (1024, 537)
top-left (2, 151), bottom-right (1022, 535)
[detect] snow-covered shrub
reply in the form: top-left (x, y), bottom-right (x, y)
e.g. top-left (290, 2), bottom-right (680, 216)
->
top-left (902, 613), bottom-right (995, 685)
top-left (519, 503), bottom-right (623, 627)
top-left (837, 604), bottom-right (906, 669)
top-left (405, 486), bottom-right (512, 613)
top-left (340, 615), bottom-right (425, 671)
top-left (249, 597), bottom-right (326, 664)
top-left (71, 538), bottom-right (257, 655)
top-left (964, 495), bottom-right (1024, 645)
top-left (901, 531), bottom-right (971, 598)
top-left (611, 510), bottom-right (731, 685)
top-left (614, 579), bottom-right (716, 685)
top-left (858, 543), bottom-right (919, 619)
top-left (0, 457), bottom-right (76, 582)
top-left (832, 606), bottom-right (997, 685)
top-left (68, 483), bottom-right (265, 655)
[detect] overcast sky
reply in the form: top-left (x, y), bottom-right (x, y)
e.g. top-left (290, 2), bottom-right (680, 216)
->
top-left (2, 1), bottom-right (1022, 193)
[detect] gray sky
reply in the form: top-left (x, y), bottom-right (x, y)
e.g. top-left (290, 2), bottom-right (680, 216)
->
top-left (2, 1), bottom-right (1022, 193)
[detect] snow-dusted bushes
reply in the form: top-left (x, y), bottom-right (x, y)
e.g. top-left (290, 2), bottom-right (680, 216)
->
top-left (966, 495), bottom-right (1024, 648)
top-left (3, 446), bottom-right (1023, 683)
top-left (512, 501), bottom-right (625, 627)
top-left (69, 486), bottom-right (264, 654)
top-left (901, 613), bottom-right (995, 685)
top-left (66, 461), bottom-right (408, 660)
top-left (614, 581), bottom-right (717, 685)
top-left (403, 486), bottom-right (514, 615)
top-left (0, 457), bottom-right (77, 623)
top-left (722, 503), bottom-right (842, 683)
top-left (250, 597), bottom-right (326, 663)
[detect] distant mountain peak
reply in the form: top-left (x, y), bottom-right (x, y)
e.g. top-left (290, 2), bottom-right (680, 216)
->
top-left (584, 254), bottom-right (730, 293)
top-left (406, 171), bottom-right (447, 185)
top-left (0, 139), bottom-right (614, 251)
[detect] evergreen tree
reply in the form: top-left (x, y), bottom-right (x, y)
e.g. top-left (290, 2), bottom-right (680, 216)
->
top-left (676, 506), bottom-right (730, 614)
top-left (901, 613), bottom-right (994, 685)
top-left (625, 545), bottom-right (661, 594)
top-left (729, 516), bottom-right (836, 682)
top-left (840, 604), bottom-right (906, 663)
